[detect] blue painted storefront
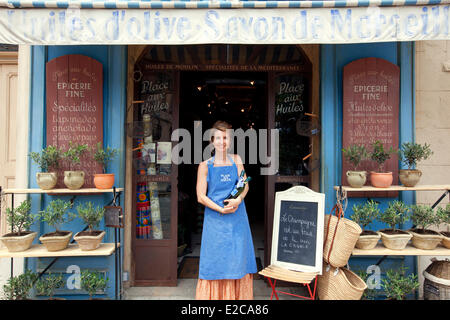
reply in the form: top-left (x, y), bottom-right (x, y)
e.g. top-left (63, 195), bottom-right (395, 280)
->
top-left (27, 45), bottom-right (127, 299)
top-left (25, 41), bottom-right (415, 299)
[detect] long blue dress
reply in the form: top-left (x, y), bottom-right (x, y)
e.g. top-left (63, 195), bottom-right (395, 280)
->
top-left (198, 155), bottom-right (257, 280)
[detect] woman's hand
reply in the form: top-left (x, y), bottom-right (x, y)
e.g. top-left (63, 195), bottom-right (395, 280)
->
top-left (221, 197), bottom-right (241, 214)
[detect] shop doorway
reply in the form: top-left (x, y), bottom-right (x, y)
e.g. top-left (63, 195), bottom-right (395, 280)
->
top-left (127, 44), bottom-right (319, 286)
top-left (177, 72), bottom-right (267, 273)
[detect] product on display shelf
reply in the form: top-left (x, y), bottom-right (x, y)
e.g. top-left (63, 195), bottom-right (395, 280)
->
top-left (136, 182), bottom-right (151, 239)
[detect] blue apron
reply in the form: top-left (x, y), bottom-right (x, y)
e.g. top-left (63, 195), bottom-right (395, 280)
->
top-left (198, 155), bottom-right (257, 280)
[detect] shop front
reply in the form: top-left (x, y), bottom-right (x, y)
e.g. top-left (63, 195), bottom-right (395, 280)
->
top-left (0, 0), bottom-right (448, 299)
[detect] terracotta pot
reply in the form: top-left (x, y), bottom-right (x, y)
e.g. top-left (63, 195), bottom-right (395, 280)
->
top-left (346, 171), bottom-right (367, 188)
top-left (39, 231), bottom-right (72, 251)
top-left (93, 173), bottom-right (115, 189)
top-left (379, 229), bottom-right (412, 250)
top-left (399, 169), bottom-right (422, 187)
top-left (36, 172), bottom-right (57, 190)
top-left (370, 171), bottom-right (393, 188)
top-left (64, 171), bottom-right (85, 190)
top-left (355, 232), bottom-right (381, 250)
top-left (0, 231), bottom-right (37, 252)
top-left (74, 230), bottom-right (105, 251)
top-left (410, 229), bottom-right (444, 250)
top-left (440, 232), bottom-right (450, 249)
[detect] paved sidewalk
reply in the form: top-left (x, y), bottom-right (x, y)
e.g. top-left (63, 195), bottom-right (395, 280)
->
top-left (124, 279), bottom-right (313, 300)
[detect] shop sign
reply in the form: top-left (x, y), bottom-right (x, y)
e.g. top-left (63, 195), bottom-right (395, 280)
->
top-left (2, 6), bottom-right (450, 44)
top-left (271, 186), bottom-right (325, 274)
top-left (342, 57), bottom-right (399, 194)
top-left (46, 54), bottom-right (103, 188)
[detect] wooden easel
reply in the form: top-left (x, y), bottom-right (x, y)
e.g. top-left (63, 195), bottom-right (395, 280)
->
top-left (259, 265), bottom-right (318, 300)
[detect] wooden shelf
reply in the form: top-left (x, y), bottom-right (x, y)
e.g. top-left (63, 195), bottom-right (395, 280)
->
top-left (352, 244), bottom-right (450, 256)
top-left (0, 243), bottom-right (120, 258)
top-left (334, 185), bottom-right (450, 192)
top-left (1, 188), bottom-right (124, 195)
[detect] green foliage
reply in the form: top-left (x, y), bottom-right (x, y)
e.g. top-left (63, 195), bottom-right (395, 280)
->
top-left (350, 200), bottom-right (380, 231)
top-left (354, 269), bottom-right (377, 300)
top-left (29, 145), bottom-right (62, 172)
top-left (76, 202), bottom-right (105, 232)
top-left (2, 269), bottom-right (37, 300)
top-left (369, 140), bottom-right (396, 172)
top-left (5, 199), bottom-right (34, 235)
top-left (80, 270), bottom-right (108, 299)
top-left (381, 266), bottom-right (419, 300)
top-left (92, 142), bottom-right (118, 174)
top-left (398, 142), bottom-right (433, 169)
top-left (379, 200), bottom-right (410, 231)
top-left (62, 141), bottom-right (89, 171)
top-left (436, 203), bottom-right (450, 225)
top-left (410, 204), bottom-right (438, 231)
top-left (38, 199), bottom-right (76, 233)
top-left (342, 144), bottom-right (368, 171)
top-left (34, 273), bottom-right (64, 299)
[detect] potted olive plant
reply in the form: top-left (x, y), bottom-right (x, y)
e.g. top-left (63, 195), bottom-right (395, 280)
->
top-left (437, 204), bottom-right (450, 248)
top-left (378, 200), bottom-right (412, 250)
top-left (342, 144), bottom-right (368, 188)
top-left (0, 200), bottom-right (37, 252)
top-left (350, 200), bottom-right (381, 249)
top-left (2, 269), bottom-right (37, 300)
top-left (398, 142), bottom-right (433, 187)
top-left (369, 140), bottom-right (396, 188)
top-left (381, 266), bottom-right (420, 300)
top-left (38, 199), bottom-right (76, 251)
top-left (29, 145), bottom-right (62, 190)
top-left (409, 204), bottom-right (443, 250)
top-left (92, 142), bottom-right (118, 189)
top-left (74, 202), bottom-right (105, 251)
top-left (80, 270), bottom-right (108, 300)
top-left (62, 141), bottom-right (89, 190)
top-left (34, 273), bottom-right (65, 300)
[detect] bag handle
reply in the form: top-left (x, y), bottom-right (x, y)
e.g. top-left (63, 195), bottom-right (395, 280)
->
top-left (323, 203), bottom-right (344, 264)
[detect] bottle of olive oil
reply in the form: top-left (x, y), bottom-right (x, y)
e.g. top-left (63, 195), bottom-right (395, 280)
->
top-left (223, 170), bottom-right (251, 204)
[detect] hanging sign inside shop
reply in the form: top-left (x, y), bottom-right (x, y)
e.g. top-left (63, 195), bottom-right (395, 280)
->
top-left (46, 54), bottom-right (103, 188)
top-left (271, 186), bottom-right (325, 274)
top-left (2, 6), bottom-right (450, 45)
top-left (342, 57), bottom-right (399, 196)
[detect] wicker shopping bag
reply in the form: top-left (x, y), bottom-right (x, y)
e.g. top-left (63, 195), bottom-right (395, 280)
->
top-left (323, 204), bottom-right (362, 268)
top-left (318, 263), bottom-right (367, 300)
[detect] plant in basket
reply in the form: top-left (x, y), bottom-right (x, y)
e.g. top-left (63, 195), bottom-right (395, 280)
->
top-left (354, 269), bottom-right (377, 300)
top-left (342, 144), bottom-right (368, 188)
top-left (92, 142), bottom-right (118, 189)
top-left (378, 200), bottom-right (412, 250)
top-left (0, 199), bottom-right (37, 252)
top-left (62, 141), bottom-right (89, 190)
top-left (38, 199), bottom-right (76, 252)
top-left (80, 270), bottom-right (109, 300)
top-left (369, 140), bottom-right (396, 188)
top-left (29, 145), bottom-right (63, 190)
top-left (409, 204), bottom-right (443, 250)
top-left (35, 273), bottom-right (65, 300)
top-left (381, 266), bottom-right (419, 300)
top-left (2, 269), bottom-right (38, 300)
top-left (73, 201), bottom-right (106, 251)
top-left (436, 204), bottom-right (450, 248)
top-left (350, 200), bottom-right (381, 249)
top-left (398, 142), bottom-right (433, 187)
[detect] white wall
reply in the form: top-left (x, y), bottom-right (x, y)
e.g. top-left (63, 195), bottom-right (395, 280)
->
top-left (415, 40), bottom-right (450, 299)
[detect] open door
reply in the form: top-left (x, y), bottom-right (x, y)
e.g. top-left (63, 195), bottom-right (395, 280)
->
top-left (265, 71), bottom-right (315, 267)
top-left (131, 68), bottom-right (179, 286)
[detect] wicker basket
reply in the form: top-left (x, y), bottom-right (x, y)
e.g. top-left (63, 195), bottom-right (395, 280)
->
top-left (323, 205), bottom-right (362, 268)
top-left (318, 263), bottom-right (367, 300)
top-left (423, 258), bottom-right (450, 300)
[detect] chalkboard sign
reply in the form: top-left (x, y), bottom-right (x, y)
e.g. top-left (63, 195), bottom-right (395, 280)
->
top-left (271, 186), bottom-right (325, 274)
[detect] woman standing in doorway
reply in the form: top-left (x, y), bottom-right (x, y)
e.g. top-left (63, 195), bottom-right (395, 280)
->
top-left (195, 120), bottom-right (257, 300)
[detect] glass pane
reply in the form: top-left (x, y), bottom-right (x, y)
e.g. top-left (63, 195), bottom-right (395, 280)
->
top-left (136, 181), bottom-right (171, 240)
top-left (273, 73), bottom-right (310, 176)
